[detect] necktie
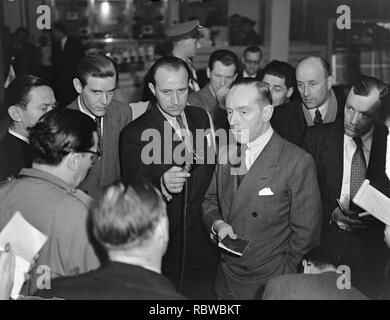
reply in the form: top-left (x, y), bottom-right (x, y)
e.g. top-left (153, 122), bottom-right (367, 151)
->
top-left (176, 115), bottom-right (193, 162)
top-left (314, 109), bottom-right (323, 125)
top-left (350, 137), bottom-right (366, 212)
top-left (95, 117), bottom-right (103, 153)
top-left (237, 144), bottom-right (248, 186)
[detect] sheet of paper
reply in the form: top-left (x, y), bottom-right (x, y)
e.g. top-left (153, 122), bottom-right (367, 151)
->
top-left (353, 179), bottom-right (390, 225)
top-left (0, 212), bottom-right (48, 262)
top-left (0, 212), bottom-right (48, 297)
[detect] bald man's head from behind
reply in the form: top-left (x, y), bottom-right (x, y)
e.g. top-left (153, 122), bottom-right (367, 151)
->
top-left (296, 56), bottom-right (334, 110)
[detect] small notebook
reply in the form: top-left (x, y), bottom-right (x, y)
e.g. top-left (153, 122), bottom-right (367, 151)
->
top-left (218, 236), bottom-right (250, 256)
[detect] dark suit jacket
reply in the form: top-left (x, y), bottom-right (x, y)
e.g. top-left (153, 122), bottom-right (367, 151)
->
top-left (302, 122), bottom-right (390, 227)
top-left (120, 104), bottom-right (218, 289)
top-left (34, 261), bottom-right (185, 300)
top-left (271, 89), bottom-right (345, 146)
top-left (52, 37), bottom-right (85, 107)
top-left (0, 132), bottom-right (31, 181)
top-left (263, 271), bottom-right (368, 300)
top-left (202, 132), bottom-right (322, 299)
top-left (236, 70), bottom-right (262, 81)
top-left (67, 98), bottom-right (132, 199)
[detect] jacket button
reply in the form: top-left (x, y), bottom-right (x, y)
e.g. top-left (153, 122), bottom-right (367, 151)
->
top-left (252, 212), bottom-right (258, 218)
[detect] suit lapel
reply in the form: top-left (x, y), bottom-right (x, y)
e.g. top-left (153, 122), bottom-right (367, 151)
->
top-left (323, 126), bottom-right (344, 201)
top-left (228, 133), bottom-right (282, 222)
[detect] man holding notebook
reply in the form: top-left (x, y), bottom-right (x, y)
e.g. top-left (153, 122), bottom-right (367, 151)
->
top-left (302, 75), bottom-right (390, 299)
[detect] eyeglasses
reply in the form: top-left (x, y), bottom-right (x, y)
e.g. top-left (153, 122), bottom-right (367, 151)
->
top-left (83, 150), bottom-right (102, 164)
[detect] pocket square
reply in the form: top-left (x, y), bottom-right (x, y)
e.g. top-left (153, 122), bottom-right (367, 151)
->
top-left (258, 187), bottom-right (274, 196)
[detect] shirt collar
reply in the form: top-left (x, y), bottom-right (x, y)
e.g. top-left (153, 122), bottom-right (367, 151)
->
top-left (8, 129), bottom-right (29, 144)
top-left (246, 126), bottom-right (274, 151)
top-left (78, 96), bottom-right (96, 120)
top-left (344, 126), bottom-right (374, 152)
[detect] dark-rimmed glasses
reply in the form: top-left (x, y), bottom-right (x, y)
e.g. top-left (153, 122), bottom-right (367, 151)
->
top-left (83, 150), bottom-right (102, 165)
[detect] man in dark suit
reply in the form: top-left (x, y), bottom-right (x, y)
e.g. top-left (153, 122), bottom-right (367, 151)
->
top-left (34, 179), bottom-right (185, 300)
top-left (120, 56), bottom-right (217, 299)
top-left (51, 21), bottom-right (85, 107)
top-left (66, 54), bottom-right (132, 199)
top-left (0, 75), bottom-right (55, 181)
top-left (263, 246), bottom-right (368, 300)
top-left (202, 79), bottom-right (322, 300)
top-left (188, 49), bottom-right (239, 134)
top-left (237, 46), bottom-right (263, 81)
top-left (271, 56), bottom-right (345, 146)
top-left (302, 75), bottom-right (390, 299)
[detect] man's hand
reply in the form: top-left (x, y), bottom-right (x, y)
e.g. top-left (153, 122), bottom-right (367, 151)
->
top-left (0, 243), bottom-right (16, 300)
top-left (162, 166), bottom-right (190, 194)
top-left (331, 207), bottom-right (366, 232)
top-left (215, 86), bottom-right (230, 109)
top-left (212, 220), bottom-right (237, 241)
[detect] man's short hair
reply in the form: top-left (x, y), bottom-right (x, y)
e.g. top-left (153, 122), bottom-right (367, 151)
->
top-left (208, 49), bottom-right (239, 74)
top-left (297, 56), bottom-right (331, 77)
top-left (262, 60), bottom-right (297, 90)
top-left (148, 56), bottom-right (190, 87)
top-left (352, 74), bottom-right (388, 102)
top-left (302, 246), bottom-right (343, 270)
top-left (232, 78), bottom-right (273, 106)
top-left (76, 53), bottom-right (117, 87)
top-left (243, 45), bottom-right (263, 59)
top-left (92, 179), bottom-right (166, 251)
top-left (29, 109), bottom-right (96, 166)
top-left (3, 75), bottom-right (51, 111)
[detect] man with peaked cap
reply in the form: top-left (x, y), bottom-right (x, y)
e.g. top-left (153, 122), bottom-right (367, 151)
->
top-left (142, 21), bottom-right (204, 101)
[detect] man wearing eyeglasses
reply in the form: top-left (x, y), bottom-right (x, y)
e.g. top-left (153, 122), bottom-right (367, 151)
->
top-left (0, 109), bottom-right (100, 295)
top-left (66, 54), bottom-right (132, 199)
top-left (237, 46), bottom-right (263, 81)
top-left (0, 75), bottom-right (56, 182)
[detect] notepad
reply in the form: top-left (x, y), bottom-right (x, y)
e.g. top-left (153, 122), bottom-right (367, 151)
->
top-left (0, 212), bottom-right (48, 298)
top-left (352, 179), bottom-right (390, 225)
top-left (218, 236), bottom-right (250, 256)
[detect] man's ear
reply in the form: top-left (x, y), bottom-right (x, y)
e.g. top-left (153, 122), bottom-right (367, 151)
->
top-left (8, 106), bottom-right (23, 122)
top-left (148, 82), bottom-right (156, 97)
top-left (263, 104), bottom-right (274, 122)
top-left (206, 68), bottom-right (211, 79)
top-left (73, 78), bottom-right (83, 94)
top-left (286, 87), bottom-right (294, 99)
top-left (327, 75), bottom-right (335, 90)
top-left (66, 153), bottom-right (80, 172)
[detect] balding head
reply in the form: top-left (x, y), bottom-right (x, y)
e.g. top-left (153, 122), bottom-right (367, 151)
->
top-left (296, 56), bottom-right (334, 109)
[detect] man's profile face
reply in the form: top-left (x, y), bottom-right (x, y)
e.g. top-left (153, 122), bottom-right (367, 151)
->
top-left (344, 89), bottom-right (380, 138)
top-left (296, 59), bottom-right (332, 109)
top-left (208, 61), bottom-right (237, 95)
top-left (75, 75), bottom-right (116, 117)
top-left (149, 66), bottom-right (189, 117)
top-left (180, 38), bottom-right (199, 59)
top-left (243, 51), bottom-right (262, 76)
top-left (18, 85), bottom-right (56, 133)
top-left (226, 85), bottom-right (272, 144)
top-left (262, 74), bottom-right (292, 106)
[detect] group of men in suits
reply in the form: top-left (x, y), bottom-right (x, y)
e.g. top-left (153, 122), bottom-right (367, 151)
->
top-left (1, 36), bottom-right (390, 300)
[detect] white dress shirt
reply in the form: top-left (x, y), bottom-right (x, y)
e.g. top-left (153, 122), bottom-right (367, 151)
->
top-left (308, 99), bottom-right (329, 122)
top-left (243, 70), bottom-right (257, 78)
top-left (244, 126), bottom-right (274, 170)
top-left (386, 128), bottom-right (390, 180)
top-left (340, 128), bottom-right (373, 208)
top-left (8, 129), bottom-right (29, 144)
top-left (78, 96), bottom-right (104, 136)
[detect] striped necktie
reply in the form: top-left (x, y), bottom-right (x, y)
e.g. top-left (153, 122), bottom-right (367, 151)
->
top-left (350, 137), bottom-right (366, 212)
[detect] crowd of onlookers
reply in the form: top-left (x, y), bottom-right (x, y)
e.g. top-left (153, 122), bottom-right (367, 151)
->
top-left (0, 20), bottom-right (390, 300)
